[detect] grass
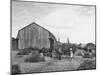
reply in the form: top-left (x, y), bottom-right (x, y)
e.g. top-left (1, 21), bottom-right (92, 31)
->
top-left (25, 55), bottom-right (45, 62)
top-left (25, 50), bottom-right (45, 62)
top-left (17, 48), bottom-right (40, 55)
top-left (11, 64), bottom-right (21, 75)
top-left (77, 60), bottom-right (96, 70)
top-left (11, 50), bottom-right (96, 74)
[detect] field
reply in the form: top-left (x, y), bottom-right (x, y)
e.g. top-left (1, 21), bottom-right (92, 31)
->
top-left (11, 50), bottom-right (96, 74)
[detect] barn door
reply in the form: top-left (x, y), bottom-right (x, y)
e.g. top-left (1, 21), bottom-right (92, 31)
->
top-left (49, 38), bottom-right (54, 50)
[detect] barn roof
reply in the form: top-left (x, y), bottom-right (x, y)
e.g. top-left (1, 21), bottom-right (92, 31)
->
top-left (17, 22), bottom-right (56, 41)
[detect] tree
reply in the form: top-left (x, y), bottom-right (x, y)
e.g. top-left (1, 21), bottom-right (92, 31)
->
top-left (84, 43), bottom-right (95, 52)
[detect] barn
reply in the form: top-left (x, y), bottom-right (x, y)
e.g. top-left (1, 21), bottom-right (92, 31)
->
top-left (17, 22), bottom-right (57, 50)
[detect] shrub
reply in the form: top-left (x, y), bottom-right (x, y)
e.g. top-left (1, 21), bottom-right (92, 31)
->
top-left (11, 64), bottom-right (21, 75)
top-left (17, 47), bottom-right (40, 55)
top-left (44, 52), bottom-right (52, 57)
top-left (92, 52), bottom-right (96, 58)
top-left (25, 51), bottom-right (45, 62)
top-left (83, 53), bottom-right (91, 58)
top-left (25, 56), bottom-right (45, 62)
top-left (17, 50), bottom-right (31, 55)
top-left (77, 52), bottom-right (83, 56)
top-left (77, 60), bottom-right (96, 70)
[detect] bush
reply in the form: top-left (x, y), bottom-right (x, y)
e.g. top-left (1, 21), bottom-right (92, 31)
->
top-left (17, 48), bottom-right (40, 55)
top-left (83, 53), bottom-right (92, 58)
top-left (92, 52), bottom-right (96, 58)
top-left (25, 51), bottom-right (45, 62)
top-left (77, 52), bottom-right (83, 56)
top-left (25, 56), bottom-right (45, 62)
top-left (43, 52), bottom-right (52, 57)
top-left (77, 60), bottom-right (96, 70)
top-left (17, 50), bottom-right (31, 55)
top-left (11, 64), bottom-right (21, 75)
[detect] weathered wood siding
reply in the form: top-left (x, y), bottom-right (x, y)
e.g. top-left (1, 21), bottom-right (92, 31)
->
top-left (17, 22), bottom-right (57, 49)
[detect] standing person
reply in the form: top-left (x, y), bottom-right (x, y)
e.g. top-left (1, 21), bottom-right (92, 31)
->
top-left (70, 47), bottom-right (73, 58)
top-left (58, 47), bottom-right (62, 60)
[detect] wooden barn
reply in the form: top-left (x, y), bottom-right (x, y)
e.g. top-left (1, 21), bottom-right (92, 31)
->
top-left (17, 22), bottom-right (57, 50)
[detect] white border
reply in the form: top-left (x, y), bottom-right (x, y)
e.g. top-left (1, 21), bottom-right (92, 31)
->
top-left (0, 0), bottom-right (100, 75)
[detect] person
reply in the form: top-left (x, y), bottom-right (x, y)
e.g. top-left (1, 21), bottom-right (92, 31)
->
top-left (58, 47), bottom-right (62, 60)
top-left (49, 48), bottom-right (53, 57)
top-left (70, 47), bottom-right (73, 58)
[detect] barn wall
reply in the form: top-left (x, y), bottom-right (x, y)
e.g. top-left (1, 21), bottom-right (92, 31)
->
top-left (38, 25), bottom-right (50, 49)
top-left (12, 38), bottom-right (18, 50)
top-left (17, 23), bottom-right (57, 49)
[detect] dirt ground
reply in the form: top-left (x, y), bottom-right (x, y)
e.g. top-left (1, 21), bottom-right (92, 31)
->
top-left (11, 50), bottom-right (95, 73)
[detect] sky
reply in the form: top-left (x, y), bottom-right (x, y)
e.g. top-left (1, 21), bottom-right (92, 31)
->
top-left (12, 1), bottom-right (95, 44)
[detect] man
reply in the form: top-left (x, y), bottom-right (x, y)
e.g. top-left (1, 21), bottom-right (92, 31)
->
top-left (58, 47), bottom-right (62, 60)
top-left (55, 47), bottom-right (62, 60)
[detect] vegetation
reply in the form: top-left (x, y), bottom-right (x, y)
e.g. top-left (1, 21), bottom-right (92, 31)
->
top-left (17, 50), bottom-right (31, 55)
top-left (25, 51), bottom-right (45, 62)
top-left (77, 60), bottom-right (96, 70)
top-left (39, 48), bottom-right (53, 57)
top-left (83, 52), bottom-right (92, 58)
top-left (61, 43), bottom-right (77, 55)
top-left (11, 42), bottom-right (96, 73)
top-left (11, 64), bottom-right (21, 75)
top-left (25, 56), bottom-right (45, 62)
top-left (76, 52), bottom-right (83, 56)
top-left (83, 43), bottom-right (95, 52)
top-left (17, 47), bottom-right (39, 55)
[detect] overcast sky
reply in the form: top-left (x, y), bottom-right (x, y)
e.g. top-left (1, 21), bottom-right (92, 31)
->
top-left (12, 1), bottom-right (95, 44)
